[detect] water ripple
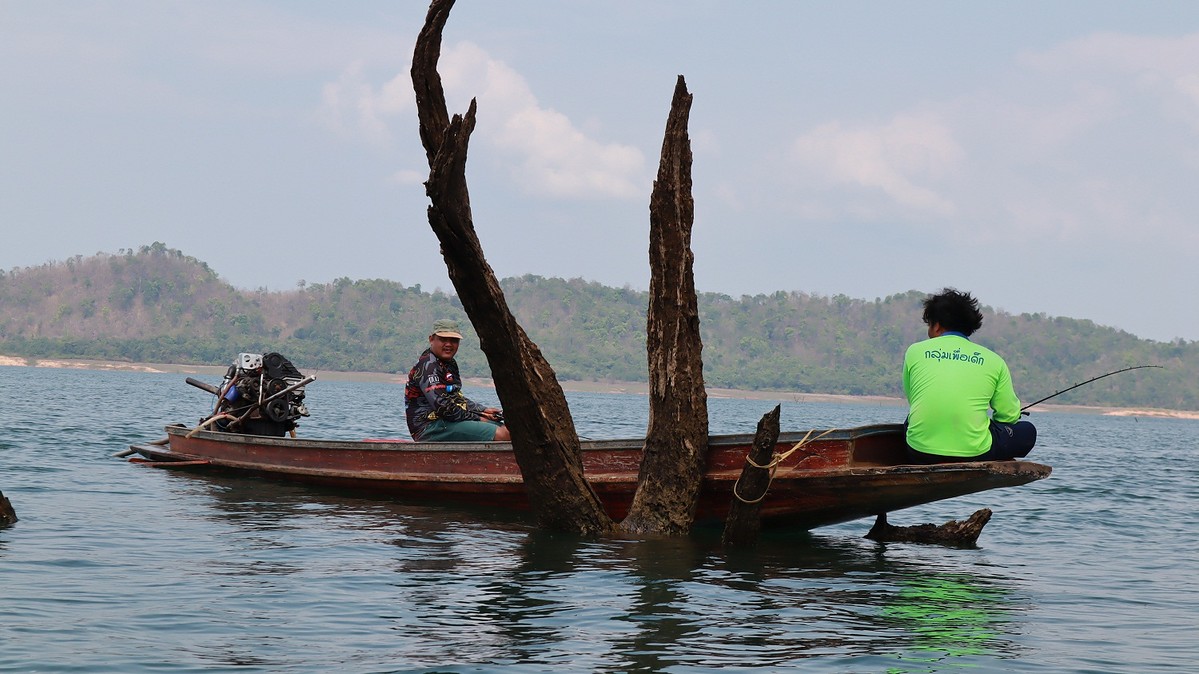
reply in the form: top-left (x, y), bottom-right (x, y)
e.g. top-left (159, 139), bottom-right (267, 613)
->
top-left (1, 368), bottom-right (1196, 672)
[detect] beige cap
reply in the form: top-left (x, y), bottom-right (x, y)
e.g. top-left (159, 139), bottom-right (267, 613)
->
top-left (431, 319), bottom-right (463, 339)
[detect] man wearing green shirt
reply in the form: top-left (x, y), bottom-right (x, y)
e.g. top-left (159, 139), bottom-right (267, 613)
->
top-left (902, 288), bottom-right (1036, 463)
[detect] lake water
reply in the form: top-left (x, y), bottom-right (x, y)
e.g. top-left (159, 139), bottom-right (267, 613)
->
top-left (1, 365), bottom-right (1196, 673)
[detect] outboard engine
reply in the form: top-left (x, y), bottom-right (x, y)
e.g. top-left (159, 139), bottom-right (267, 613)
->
top-left (200, 352), bottom-right (311, 437)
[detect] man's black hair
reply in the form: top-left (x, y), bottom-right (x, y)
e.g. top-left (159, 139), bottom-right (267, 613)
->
top-left (922, 288), bottom-right (984, 336)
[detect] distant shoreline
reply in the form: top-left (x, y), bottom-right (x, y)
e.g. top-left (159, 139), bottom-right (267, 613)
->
top-left (3, 354), bottom-right (1197, 420)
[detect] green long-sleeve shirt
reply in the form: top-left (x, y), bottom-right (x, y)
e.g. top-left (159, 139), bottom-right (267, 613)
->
top-left (902, 334), bottom-right (1022, 457)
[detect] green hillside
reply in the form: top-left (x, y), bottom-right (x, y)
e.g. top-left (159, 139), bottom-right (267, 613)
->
top-left (2, 243), bottom-right (1194, 410)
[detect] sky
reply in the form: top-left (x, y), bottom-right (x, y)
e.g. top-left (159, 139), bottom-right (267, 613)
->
top-left (3, 1), bottom-right (1199, 343)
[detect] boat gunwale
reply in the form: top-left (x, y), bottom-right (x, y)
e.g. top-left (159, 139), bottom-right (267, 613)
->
top-left (162, 422), bottom-right (910, 453)
top-left (134, 434), bottom-right (1052, 484)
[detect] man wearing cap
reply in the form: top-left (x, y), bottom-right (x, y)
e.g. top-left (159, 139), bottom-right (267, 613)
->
top-left (404, 319), bottom-right (510, 442)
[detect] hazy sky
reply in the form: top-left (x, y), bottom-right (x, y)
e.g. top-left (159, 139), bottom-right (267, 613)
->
top-left (4, 1), bottom-right (1199, 342)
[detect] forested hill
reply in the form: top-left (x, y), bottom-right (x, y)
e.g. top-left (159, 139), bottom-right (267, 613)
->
top-left (2, 243), bottom-right (1195, 410)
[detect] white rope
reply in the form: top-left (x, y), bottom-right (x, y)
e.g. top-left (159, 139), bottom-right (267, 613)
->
top-left (732, 428), bottom-right (841, 504)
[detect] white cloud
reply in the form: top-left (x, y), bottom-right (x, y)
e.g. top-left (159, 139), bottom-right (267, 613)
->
top-left (1177, 73), bottom-right (1199, 110)
top-left (391, 169), bottom-right (426, 186)
top-left (1018, 31), bottom-right (1199, 77)
top-left (691, 128), bottom-right (720, 156)
top-left (1019, 31), bottom-right (1199, 133)
top-left (318, 61), bottom-right (408, 143)
top-left (792, 114), bottom-right (962, 217)
top-left (318, 41), bottom-right (645, 199)
top-left (782, 31), bottom-right (1199, 247)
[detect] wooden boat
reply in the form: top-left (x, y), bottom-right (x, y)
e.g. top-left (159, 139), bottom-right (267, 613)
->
top-left (126, 423), bottom-right (1051, 530)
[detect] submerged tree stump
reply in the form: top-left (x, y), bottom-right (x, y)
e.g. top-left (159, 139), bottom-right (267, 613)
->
top-left (722, 405), bottom-right (781, 546)
top-left (411, 0), bottom-right (718, 538)
top-left (411, 2), bottom-right (720, 537)
top-left (0, 490), bottom-right (16, 526)
top-left (621, 75), bottom-right (709, 536)
top-left (865, 508), bottom-right (993, 546)
top-left (412, 0), bottom-right (612, 535)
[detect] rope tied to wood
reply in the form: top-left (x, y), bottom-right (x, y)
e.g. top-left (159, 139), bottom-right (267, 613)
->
top-left (186, 414), bottom-right (235, 438)
top-left (732, 428), bottom-right (839, 504)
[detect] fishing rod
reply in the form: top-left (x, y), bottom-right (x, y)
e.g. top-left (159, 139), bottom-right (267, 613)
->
top-left (1021, 364), bottom-right (1163, 411)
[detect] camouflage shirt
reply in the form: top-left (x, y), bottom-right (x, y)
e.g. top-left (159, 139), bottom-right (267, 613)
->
top-left (404, 348), bottom-right (487, 440)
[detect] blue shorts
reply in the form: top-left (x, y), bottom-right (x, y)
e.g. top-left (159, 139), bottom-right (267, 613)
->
top-left (418, 418), bottom-right (503, 442)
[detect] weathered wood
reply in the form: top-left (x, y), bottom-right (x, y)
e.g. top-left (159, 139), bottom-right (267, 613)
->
top-left (0, 490), bottom-right (17, 526)
top-left (864, 508), bottom-right (993, 546)
top-left (411, 0), bottom-right (612, 535)
top-left (621, 76), bottom-right (708, 535)
top-left (134, 425), bottom-right (1053, 527)
top-left (411, 1), bottom-right (452, 166)
top-left (722, 406), bottom-right (781, 545)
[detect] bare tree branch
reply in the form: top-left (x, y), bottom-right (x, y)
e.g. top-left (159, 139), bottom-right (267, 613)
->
top-left (411, 0), bottom-right (613, 535)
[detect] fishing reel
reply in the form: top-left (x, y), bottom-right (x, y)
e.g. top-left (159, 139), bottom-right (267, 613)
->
top-left (209, 352), bottom-right (310, 436)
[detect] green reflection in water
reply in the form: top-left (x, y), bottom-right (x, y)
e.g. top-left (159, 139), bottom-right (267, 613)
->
top-left (881, 571), bottom-right (1018, 673)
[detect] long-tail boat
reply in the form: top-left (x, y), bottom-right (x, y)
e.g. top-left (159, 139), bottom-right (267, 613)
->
top-left (125, 422), bottom-right (1051, 531)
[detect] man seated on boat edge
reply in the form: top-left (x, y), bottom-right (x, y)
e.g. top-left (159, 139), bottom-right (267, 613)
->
top-left (404, 319), bottom-right (510, 442)
top-left (902, 288), bottom-right (1036, 464)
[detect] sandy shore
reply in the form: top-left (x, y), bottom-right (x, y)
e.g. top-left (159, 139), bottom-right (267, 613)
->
top-left (3, 354), bottom-right (1196, 420)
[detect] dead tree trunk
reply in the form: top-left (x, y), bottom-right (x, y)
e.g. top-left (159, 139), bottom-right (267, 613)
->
top-left (620, 76), bottom-right (709, 535)
top-left (0, 490), bottom-right (16, 526)
top-left (721, 405), bottom-right (781, 545)
top-left (865, 509), bottom-right (993, 546)
top-left (412, 0), bottom-right (612, 535)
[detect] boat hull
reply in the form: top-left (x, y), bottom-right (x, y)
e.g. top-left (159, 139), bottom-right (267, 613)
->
top-left (128, 423), bottom-right (1051, 530)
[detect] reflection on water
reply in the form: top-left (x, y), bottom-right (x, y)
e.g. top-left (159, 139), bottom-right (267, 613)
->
top-left (881, 572), bottom-right (1022, 672)
top-left (4, 367), bottom-right (1196, 672)
top-left (167, 469), bottom-right (1032, 672)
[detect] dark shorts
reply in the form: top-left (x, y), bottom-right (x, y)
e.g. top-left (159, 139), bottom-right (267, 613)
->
top-left (905, 419), bottom-right (1037, 464)
top-left (418, 418), bottom-right (503, 442)
top-left (986, 419), bottom-right (1037, 460)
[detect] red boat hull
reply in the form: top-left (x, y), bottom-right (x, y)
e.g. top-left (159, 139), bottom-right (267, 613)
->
top-left (128, 423), bottom-right (1051, 530)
